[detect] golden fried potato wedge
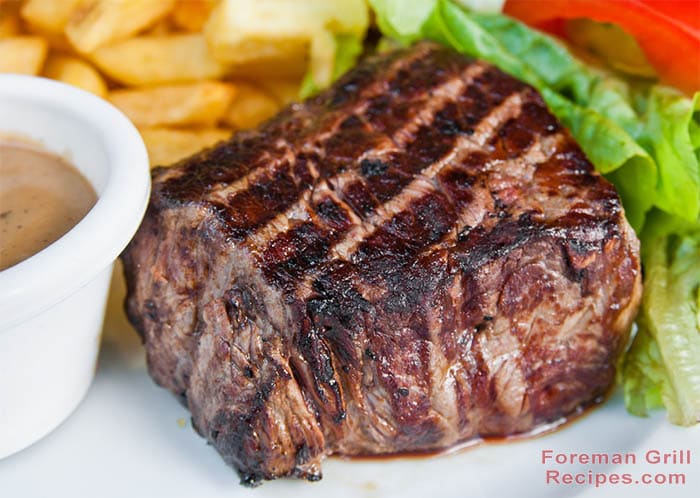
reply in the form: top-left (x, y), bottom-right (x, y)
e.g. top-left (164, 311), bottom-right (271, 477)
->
top-left (109, 81), bottom-right (236, 127)
top-left (0, 36), bottom-right (48, 75)
top-left (20, 0), bottom-right (82, 34)
top-left (223, 82), bottom-right (279, 129)
top-left (225, 47), bottom-right (308, 80)
top-left (206, 15), bottom-right (308, 67)
top-left (171, 0), bottom-right (217, 33)
top-left (204, 0), bottom-right (308, 71)
top-left (0, 4), bottom-right (21, 38)
top-left (22, 25), bottom-right (75, 53)
top-left (204, 0), bottom-right (366, 82)
top-left (90, 34), bottom-right (225, 85)
top-left (43, 55), bottom-right (107, 97)
top-left (66, 0), bottom-right (176, 53)
top-left (139, 127), bottom-right (231, 167)
top-left (204, 0), bottom-right (366, 64)
top-left (257, 78), bottom-right (301, 106)
top-left (146, 19), bottom-right (173, 37)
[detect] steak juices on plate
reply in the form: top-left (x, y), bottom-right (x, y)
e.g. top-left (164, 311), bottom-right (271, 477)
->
top-left (122, 43), bottom-right (641, 485)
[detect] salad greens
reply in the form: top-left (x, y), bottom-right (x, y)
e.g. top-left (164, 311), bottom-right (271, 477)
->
top-left (301, 33), bottom-right (365, 98)
top-left (624, 214), bottom-right (700, 426)
top-left (308, 0), bottom-right (700, 425)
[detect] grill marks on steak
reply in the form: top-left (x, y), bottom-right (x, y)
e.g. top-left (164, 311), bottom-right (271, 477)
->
top-left (250, 62), bottom-right (492, 265)
top-left (122, 42), bottom-right (642, 485)
top-left (271, 82), bottom-right (529, 297)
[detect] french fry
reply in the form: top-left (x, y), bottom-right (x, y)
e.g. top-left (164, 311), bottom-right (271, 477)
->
top-left (22, 19), bottom-right (77, 53)
top-left (205, 0), bottom-right (365, 63)
top-left (308, 29), bottom-right (335, 88)
top-left (258, 78), bottom-right (301, 106)
top-left (43, 55), bottom-right (108, 97)
top-left (66, 0), bottom-right (176, 53)
top-left (90, 34), bottom-right (225, 86)
top-left (226, 50), bottom-right (308, 80)
top-left (223, 82), bottom-right (280, 129)
top-left (3, 0), bottom-right (319, 174)
top-left (146, 18), bottom-right (174, 37)
top-left (171, 0), bottom-right (217, 33)
top-left (0, 4), bottom-right (21, 38)
top-left (109, 81), bottom-right (236, 127)
top-left (0, 36), bottom-right (48, 75)
top-left (204, 0), bottom-right (309, 69)
top-left (207, 22), bottom-right (308, 69)
top-left (20, 0), bottom-right (82, 34)
top-left (139, 127), bottom-right (231, 167)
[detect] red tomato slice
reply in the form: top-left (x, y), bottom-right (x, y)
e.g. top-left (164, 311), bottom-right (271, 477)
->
top-left (504, 0), bottom-right (700, 94)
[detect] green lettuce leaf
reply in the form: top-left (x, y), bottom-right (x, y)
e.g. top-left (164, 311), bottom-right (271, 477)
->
top-left (622, 323), bottom-right (671, 418)
top-left (371, 0), bottom-right (437, 42)
top-left (637, 88), bottom-right (700, 222)
top-left (624, 226), bottom-right (700, 426)
top-left (300, 33), bottom-right (366, 99)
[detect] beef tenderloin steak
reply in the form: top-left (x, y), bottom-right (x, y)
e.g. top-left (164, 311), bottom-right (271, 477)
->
top-left (122, 41), bottom-right (642, 485)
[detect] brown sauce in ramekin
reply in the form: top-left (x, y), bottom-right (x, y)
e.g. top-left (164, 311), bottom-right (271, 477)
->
top-left (0, 140), bottom-right (97, 271)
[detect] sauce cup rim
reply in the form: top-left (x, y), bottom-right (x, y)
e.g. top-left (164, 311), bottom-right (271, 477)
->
top-left (0, 75), bottom-right (150, 331)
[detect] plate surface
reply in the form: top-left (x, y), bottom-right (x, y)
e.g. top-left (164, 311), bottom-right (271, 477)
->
top-left (2, 269), bottom-right (698, 498)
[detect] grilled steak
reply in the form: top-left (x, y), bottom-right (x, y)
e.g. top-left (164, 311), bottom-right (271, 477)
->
top-left (122, 42), bottom-right (642, 485)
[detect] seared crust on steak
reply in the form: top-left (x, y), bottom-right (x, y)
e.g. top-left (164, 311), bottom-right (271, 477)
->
top-left (122, 42), bottom-right (642, 485)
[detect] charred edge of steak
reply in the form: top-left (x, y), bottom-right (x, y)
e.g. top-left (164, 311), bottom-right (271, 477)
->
top-left (121, 41), bottom-right (642, 485)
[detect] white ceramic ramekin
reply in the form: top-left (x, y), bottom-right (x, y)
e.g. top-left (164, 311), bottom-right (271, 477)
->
top-left (0, 75), bottom-right (150, 458)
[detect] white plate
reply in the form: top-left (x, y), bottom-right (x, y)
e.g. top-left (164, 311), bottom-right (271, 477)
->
top-left (2, 268), bottom-right (698, 498)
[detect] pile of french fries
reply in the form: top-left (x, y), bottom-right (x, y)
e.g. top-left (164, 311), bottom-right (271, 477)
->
top-left (0, 0), bottom-right (367, 167)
